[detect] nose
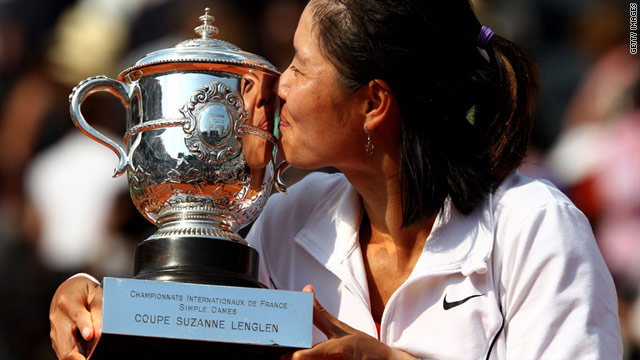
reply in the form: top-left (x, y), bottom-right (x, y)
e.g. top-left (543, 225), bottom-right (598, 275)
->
top-left (277, 66), bottom-right (292, 100)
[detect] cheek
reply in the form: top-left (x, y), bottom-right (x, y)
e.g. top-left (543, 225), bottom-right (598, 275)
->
top-left (277, 84), bottom-right (353, 166)
top-left (278, 121), bottom-right (323, 168)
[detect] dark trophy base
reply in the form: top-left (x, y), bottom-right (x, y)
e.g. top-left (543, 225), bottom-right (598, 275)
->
top-left (89, 333), bottom-right (293, 360)
top-left (133, 237), bottom-right (264, 287)
top-left (87, 237), bottom-right (311, 359)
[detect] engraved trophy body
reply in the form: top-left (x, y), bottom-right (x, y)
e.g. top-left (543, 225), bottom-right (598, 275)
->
top-left (68, 9), bottom-right (309, 359)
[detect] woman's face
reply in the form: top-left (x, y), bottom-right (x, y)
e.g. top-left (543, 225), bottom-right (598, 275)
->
top-left (277, 2), bottom-right (364, 169)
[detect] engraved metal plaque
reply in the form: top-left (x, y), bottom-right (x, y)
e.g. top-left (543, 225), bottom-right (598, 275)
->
top-left (101, 278), bottom-right (312, 348)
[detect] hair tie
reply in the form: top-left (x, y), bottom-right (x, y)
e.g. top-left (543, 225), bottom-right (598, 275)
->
top-left (476, 26), bottom-right (494, 49)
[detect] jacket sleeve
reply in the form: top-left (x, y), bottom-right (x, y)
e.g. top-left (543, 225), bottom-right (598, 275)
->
top-left (493, 202), bottom-right (622, 359)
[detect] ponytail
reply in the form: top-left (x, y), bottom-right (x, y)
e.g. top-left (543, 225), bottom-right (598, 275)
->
top-left (398, 31), bottom-right (538, 225)
top-left (476, 34), bottom-right (538, 181)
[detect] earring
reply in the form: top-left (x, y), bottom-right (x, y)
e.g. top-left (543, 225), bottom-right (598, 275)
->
top-left (364, 123), bottom-right (374, 156)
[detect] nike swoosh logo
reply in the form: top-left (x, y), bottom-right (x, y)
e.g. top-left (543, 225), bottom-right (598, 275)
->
top-left (442, 294), bottom-right (483, 310)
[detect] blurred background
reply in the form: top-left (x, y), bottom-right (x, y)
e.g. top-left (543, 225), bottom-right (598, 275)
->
top-left (0, 0), bottom-right (638, 358)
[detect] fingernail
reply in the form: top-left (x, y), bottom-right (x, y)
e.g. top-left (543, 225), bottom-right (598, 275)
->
top-left (82, 327), bottom-right (91, 339)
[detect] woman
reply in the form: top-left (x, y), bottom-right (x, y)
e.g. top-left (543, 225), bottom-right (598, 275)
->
top-left (49, 0), bottom-right (622, 358)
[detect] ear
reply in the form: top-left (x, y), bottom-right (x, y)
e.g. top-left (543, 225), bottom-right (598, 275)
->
top-left (361, 79), bottom-right (396, 132)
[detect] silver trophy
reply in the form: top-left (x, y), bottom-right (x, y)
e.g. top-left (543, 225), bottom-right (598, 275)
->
top-left (68, 8), bottom-right (309, 359)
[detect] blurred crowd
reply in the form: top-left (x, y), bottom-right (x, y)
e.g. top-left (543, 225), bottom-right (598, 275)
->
top-left (0, 0), bottom-right (638, 359)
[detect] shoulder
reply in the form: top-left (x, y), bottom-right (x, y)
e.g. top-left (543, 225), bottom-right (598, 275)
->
top-left (248, 171), bottom-right (348, 243)
top-left (490, 171), bottom-right (591, 238)
top-left (490, 171), bottom-right (601, 276)
top-left (493, 171), bottom-right (575, 220)
top-left (490, 171), bottom-right (607, 287)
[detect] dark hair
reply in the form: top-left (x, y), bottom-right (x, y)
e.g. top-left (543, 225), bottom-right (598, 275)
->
top-left (311, 0), bottom-right (538, 226)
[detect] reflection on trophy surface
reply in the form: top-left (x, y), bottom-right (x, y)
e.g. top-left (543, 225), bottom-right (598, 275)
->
top-left (68, 7), bottom-right (309, 359)
top-left (240, 72), bottom-right (278, 194)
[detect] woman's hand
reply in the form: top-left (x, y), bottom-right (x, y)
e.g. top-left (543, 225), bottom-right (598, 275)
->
top-left (49, 275), bottom-right (103, 360)
top-left (284, 285), bottom-right (416, 360)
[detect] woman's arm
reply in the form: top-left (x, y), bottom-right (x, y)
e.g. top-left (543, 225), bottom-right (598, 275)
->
top-left (495, 202), bottom-right (622, 358)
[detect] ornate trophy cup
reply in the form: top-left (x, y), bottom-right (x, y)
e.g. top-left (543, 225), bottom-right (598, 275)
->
top-left (68, 8), bottom-right (310, 359)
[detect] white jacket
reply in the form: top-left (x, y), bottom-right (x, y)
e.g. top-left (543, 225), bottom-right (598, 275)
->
top-left (247, 171), bottom-right (622, 359)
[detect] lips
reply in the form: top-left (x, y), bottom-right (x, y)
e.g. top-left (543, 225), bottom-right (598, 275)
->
top-left (256, 119), bottom-right (272, 132)
top-left (279, 117), bottom-right (290, 128)
top-left (279, 109), bottom-right (291, 129)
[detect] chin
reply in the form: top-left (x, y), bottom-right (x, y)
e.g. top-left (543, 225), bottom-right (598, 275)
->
top-left (280, 151), bottom-right (316, 170)
top-left (279, 141), bottom-right (327, 170)
top-left (288, 159), bottom-right (328, 170)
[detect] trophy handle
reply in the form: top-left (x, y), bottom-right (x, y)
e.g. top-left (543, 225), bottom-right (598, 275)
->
top-left (69, 75), bottom-right (131, 177)
top-left (238, 123), bottom-right (289, 194)
top-left (274, 160), bottom-right (290, 194)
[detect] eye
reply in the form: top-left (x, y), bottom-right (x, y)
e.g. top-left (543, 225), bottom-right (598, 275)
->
top-left (242, 78), bottom-right (254, 94)
top-left (289, 65), bottom-right (300, 75)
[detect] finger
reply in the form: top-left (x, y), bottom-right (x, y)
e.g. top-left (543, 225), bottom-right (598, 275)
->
top-left (63, 339), bottom-right (88, 360)
top-left (50, 277), bottom-right (99, 360)
top-left (49, 308), bottom-right (74, 359)
top-left (291, 348), bottom-right (323, 360)
top-left (69, 300), bottom-right (95, 342)
top-left (52, 292), bottom-right (94, 357)
top-left (304, 285), bottom-right (354, 339)
top-left (290, 340), bottom-right (342, 360)
top-left (51, 326), bottom-right (83, 360)
top-left (73, 280), bottom-right (103, 342)
top-left (51, 328), bottom-right (86, 360)
top-left (74, 285), bottom-right (103, 357)
top-left (61, 348), bottom-right (88, 360)
top-left (87, 286), bottom-right (103, 340)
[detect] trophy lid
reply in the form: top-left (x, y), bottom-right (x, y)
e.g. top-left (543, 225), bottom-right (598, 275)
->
top-left (118, 7), bottom-right (279, 81)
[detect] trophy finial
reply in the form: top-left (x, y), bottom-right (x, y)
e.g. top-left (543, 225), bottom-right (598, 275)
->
top-left (195, 7), bottom-right (219, 39)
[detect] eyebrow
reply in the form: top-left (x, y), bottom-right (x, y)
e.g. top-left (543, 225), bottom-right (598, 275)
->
top-left (292, 45), bottom-right (309, 66)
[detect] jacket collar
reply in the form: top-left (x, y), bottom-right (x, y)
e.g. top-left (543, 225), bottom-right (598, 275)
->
top-left (293, 175), bottom-right (495, 283)
top-left (417, 196), bottom-right (495, 276)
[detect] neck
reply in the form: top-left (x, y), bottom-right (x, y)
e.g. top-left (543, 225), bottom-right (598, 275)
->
top-left (340, 152), bottom-right (434, 252)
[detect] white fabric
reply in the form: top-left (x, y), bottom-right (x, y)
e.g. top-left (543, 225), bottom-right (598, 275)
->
top-left (69, 272), bottom-right (101, 285)
top-left (247, 171), bottom-right (622, 359)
